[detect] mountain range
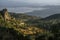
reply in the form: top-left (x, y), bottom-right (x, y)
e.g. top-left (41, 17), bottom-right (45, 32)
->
top-left (26, 5), bottom-right (60, 18)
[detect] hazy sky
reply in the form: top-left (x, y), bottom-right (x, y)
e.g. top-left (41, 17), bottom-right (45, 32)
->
top-left (0, 0), bottom-right (60, 5)
top-left (8, 0), bottom-right (60, 3)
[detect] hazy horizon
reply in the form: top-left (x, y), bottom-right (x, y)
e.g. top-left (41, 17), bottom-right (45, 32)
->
top-left (0, 0), bottom-right (60, 17)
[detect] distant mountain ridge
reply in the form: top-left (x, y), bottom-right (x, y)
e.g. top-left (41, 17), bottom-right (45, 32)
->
top-left (26, 5), bottom-right (60, 18)
top-left (43, 13), bottom-right (60, 20)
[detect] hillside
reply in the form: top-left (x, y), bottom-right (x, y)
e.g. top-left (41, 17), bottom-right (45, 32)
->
top-left (9, 12), bottom-right (41, 22)
top-left (44, 14), bottom-right (60, 20)
top-left (0, 9), bottom-right (51, 40)
top-left (0, 8), bottom-right (60, 40)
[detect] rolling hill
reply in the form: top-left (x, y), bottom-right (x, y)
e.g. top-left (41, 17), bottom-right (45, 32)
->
top-left (44, 14), bottom-right (60, 20)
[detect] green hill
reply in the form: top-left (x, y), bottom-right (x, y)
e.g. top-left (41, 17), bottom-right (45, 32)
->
top-left (0, 8), bottom-right (60, 40)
